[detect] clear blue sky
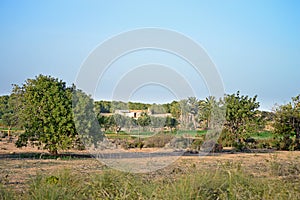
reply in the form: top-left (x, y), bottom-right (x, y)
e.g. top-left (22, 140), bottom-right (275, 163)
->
top-left (0, 0), bottom-right (299, 110)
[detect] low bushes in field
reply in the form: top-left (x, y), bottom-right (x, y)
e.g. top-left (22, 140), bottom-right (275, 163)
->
top-left (120, 139), bottom-right (144, 149)
top-left (143, 133), bottom-right (173, 148)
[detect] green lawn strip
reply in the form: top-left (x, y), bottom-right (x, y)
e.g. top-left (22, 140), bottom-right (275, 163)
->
top-left (250, 131), bottom-right (274, 140)
top-left (176, 130), bottom-right (207, 137)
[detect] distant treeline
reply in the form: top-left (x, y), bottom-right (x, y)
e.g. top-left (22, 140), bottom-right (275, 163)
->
top-left (0, 74), bottom-right (299, 154)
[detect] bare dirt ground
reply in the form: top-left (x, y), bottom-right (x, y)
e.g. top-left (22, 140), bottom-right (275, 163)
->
top-left (1, 137), bottom-right (300, 193)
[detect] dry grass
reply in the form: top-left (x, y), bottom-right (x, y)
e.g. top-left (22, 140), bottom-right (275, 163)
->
top-left (1, 137), bottom-right (300, 199)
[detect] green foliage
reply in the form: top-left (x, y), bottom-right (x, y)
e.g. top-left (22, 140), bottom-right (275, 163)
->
top-left (250, 131), bottom-right (273, 139)
top-left (128, 101), bottom-right (150, 110)
top-left (162, 102), bottom-right (171, 113)
top-left (1, 113), bottom-right (17, 135)
top-left (198, 97), bottom-right (214, 129)
top-left (94, 100), bottom-right (112, 113)
top-left (5, 73), bottom-right (300, 153)
top-left (190, 138), bottom-right (204, 151)
top-left (137, 113), bottom-right (151, 128)
top-left (0, 94), bottom-right (21, 135)
top-left (45, 175), bottom-right (59, 185)
top-left (72, 89), bottom-right (104, 149)
top-left (179, 97), bottom-right (199, 129)
top-left (175, 130), bottom-right (205, 137)
top-left (13, 75), bottom-right (78, 154)
top-left (143, 133), bottom-right (173, 148)
top-left (223, 91), bottom-right (260, 146)
top-left (149, 103), bottom-right (165, 114)
top-left (150, 116), bottom-right (165, 129)
top-left (170, 100), bottom-right (181, 119)
top-left (0, 95), bottom-right (9, 119)
top-left (98, 115), bottom-right (137, 133)
top-left (274, 94), bottom-right (300, 150)
top-left (114, 114), bottom-right (128, 130)
top-left (165, 116), bottom-right (178, 129)
top-left (98, 115), bottom-right (116, 131)
top-left (0, 183), bottom-right (14, 200)
top-left (111, 101), bottom-right (128, 112)
top-left (25, 170), bottom-right (83, 200)
top-left (198, 96), bottom-right (225, 130)
top-left (119, 138), bottom-right (144, 149)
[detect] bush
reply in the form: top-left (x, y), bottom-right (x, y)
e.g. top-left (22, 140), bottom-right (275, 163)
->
top-left (201, 139), bottom-right (223, 152)
top-left (119, 139), bottom-right (144, 149)
top-left (218, 130), bottom-right (235, 147)
top-left (190, 138), bottom-right (204, 151)
top-left (144, 133), bottom-right (173, 148)
top-left (256, 141), bottom-right (271, 149)
top-left (25, 170), bottom-right (84, 200)
top-left (243, 137), bottom-right (257, 149)
top-left (286, 138), bottom-right (300, 151)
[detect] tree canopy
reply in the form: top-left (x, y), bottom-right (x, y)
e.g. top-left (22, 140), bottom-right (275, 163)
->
top-left (13, 75), bottom-right (78, 154)
top-left (274, 94), bottom-right (300, 150)
top-left (223, 91), bottom-right (260, 144)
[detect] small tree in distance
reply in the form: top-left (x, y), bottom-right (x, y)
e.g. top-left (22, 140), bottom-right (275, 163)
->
top-left (137, 113), bottom-right (151, 131)
top-left (0, 94), bottom-right (20, 138)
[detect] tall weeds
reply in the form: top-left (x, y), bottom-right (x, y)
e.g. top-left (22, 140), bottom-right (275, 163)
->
top-left (2, 160), bottom-right (300, 200)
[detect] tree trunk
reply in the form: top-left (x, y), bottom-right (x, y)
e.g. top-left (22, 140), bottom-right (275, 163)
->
top-left (7, 127), bottom-right (11, 138)
top-left (192, 115), bottom-right (197, 130)
top-left (7, 126), bottom-right (12, 143)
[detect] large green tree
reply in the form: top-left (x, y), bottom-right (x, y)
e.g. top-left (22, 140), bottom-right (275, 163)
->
top-left (14, 75), bottom-right (78, 154)
top-left (223, 91), bottom-right (260, 144)
top-left (274, 94), bottom-right (300, 150)
top-left (72, 88), bottom-right (103, 149)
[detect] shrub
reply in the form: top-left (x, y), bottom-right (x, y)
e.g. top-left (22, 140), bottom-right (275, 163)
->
top-left (25, 170), bottom-right (84, 200)
top-left (144, 133), bottom-right (173, 148)
top-left (190, 138), bottom-right (204, 151)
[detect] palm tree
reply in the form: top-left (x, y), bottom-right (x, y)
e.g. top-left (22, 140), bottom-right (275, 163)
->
top-left (199, 96), bottom-right (216, 129)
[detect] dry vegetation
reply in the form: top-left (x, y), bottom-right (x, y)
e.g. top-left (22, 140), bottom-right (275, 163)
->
top-left (1, 137), bottom-right (300, 199)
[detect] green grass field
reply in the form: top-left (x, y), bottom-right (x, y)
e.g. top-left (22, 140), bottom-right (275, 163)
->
top-left (105, 130), bottom-right (208, 139)
top-left (249, 131), bottom-right (274, 140)
top-left (104, 130), bottom-right (278, 142)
